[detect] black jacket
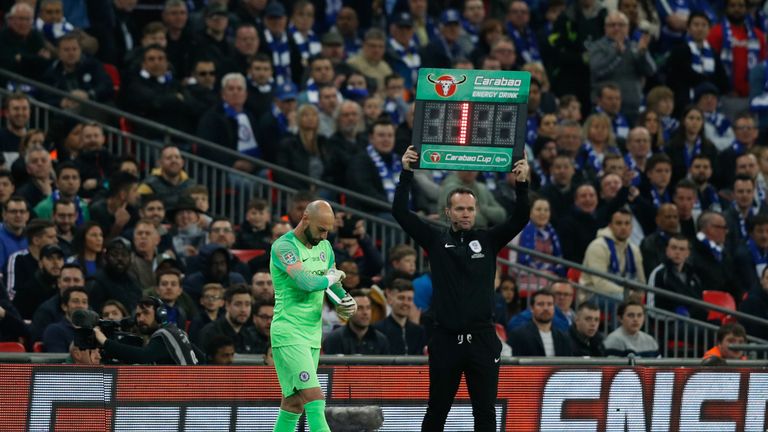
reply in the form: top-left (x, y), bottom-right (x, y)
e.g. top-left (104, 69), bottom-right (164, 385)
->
top-left (196, 103), bottom-right (275, 167)
top-left (665, 41), bottom-right (730, 119)
top-left (31, 293), bottom-right (62, 342)
top-left (12, 269), bottom-right (57, 320)
top-left (41, 56), bottom-right (114, 106)
top-left (639, 232), bottom-right (671, 276)
top-left (275, 134), bottom-right (334, 190)
top-left (0, 298), bottom-right (28, 342)
top-left (373, 314), bottom-right (427, 355)
top-left (739, 287), bottom-right (768, 340)
top-left (665, 137), bottom-right (720, 188)
top-left (568, 324), bottom-right (605, 357)
top-left (199, 316), bottom-right (260, 354)
top-left (648, 259), bottom-right (707, 321)
top-left (690, 236), bottom-right (742, 302)
top-left (346, 149), bottom-right (400, 213)
top-left (508, 321), bottom-right (573, 357)
top-left (393, 170), bottom-right (529, 332)
top-left (103, 323), bottom-right (198, 365)
top-left (322, 324), bottom-right (390, 355)
top-left (90, 268), bottom-right (143, 313)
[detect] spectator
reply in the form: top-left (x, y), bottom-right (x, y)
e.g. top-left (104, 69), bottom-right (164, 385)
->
top-left (188, 282), bottom-right (224, 344)
top-left (687, 155), bottom-right (720, 214)
top-left (254, 81), bottom-right (299, 155)
top-left (636, 110), bottom-right (666, 152)
top-left (34, 0), bottom-right (74, 45)
top-left (647, 234), bottom-right (707, 320)
top-left (244, 54), bottom-right (275, 115)
top-left (694, 83), bottom-right (735, 152)
top-left (33, 162), bottom-right (88, 223)
top-left (557, 184), bottom-right (623, 263)
top-left (346, 119), bottom-right (401, 214)
top-left (89, 171), bottom-right (139, 239)
top-left (276, 104), bottom-right (334, 191)
top-left (183, 185), bottom-right (213, 228)
top-left (666, 106), bottom-right (719, 187)
top-left (541, 155), bottom-right (577, 225)
top-left (338, 260), bottom-right (362, 292)
top-left (288, 1), bottom-right (321, 67)
top-left (183, 244), bottom-right (246, 302)
top-left (604, 300), bottom-right (660, 357)
top-left (510, 197), bottom-right (566, 293)
top-left (0, 171), bottom-right (15, 218)
top-left (246, 297), bottom-right (273, 354)
top-left (199, 284), bottom-right (259, 354)
top-left (67, 221), bottom-right (103, 277)
top-left (385, 13), bottom-right (420, 91)
top-left (162, 0), bottom-right (192, 78)
top-left (16, 145), bottom-right (54, 209)
top-left (183, 57), bottom-right (218, 108)
top-left (235, 198), bottom-right (272, 250)
top-left (739, 266), bottom-right (768, 340)
top-left (121, 45), bottom-right (202, 137)
top-left (12, 244), bottom-right (63, 320)
top-left (322, 289), bottom-right (390, 355)
top-left (694, 210), bottom-right (747, 300)
top-left (624, 127), bottom-right (652, 189)
top-left (666, 13), bottom-right (730, 119)
top-left (0, 3), bottom-right (51, 81)
top-left (634, 154), bottom-right (675, 234)
top-left (42, 286), bottom-right (88, 352)
top-left (30, 263), bottom-right (84, 341)
top-left (6, 219), bottom-right (57, 302)
top-left (720, 113), bottom-right (760, 189)
top-left (552, 282), bottom-right (577, 324)
top-left (708, 0), bottom-right (767, 108)
top-left (72, 123), bottom-right (111, 197)
top-left (575, 113), bottom-right (621, 181)
top-left (258, 1), bottom-right (302, 86)
top-left (437, 171), bottom-right (507, 229)
top-left (726, 175), bottom-right (767, 244)
top-left (646, 86), bottom-right (679, 141)
top-left (508, 289), bottom-right (573, 357)
top-left (704, 322), bottom-right (748, 360)
top-left (333, 216), bottom-right (384, 282)
top-left (385, 244), bottom-right (417, 281)
top-left (123, 21), bottom-right (169, 70)
top-left (68, 341), bottom-right (102, 364)
top-left (167, 196), bottom-right (206, 266)
top-left (569, 302), bottom-right (605, 357)
top-left (154, 268), bottom-right (195, 328)
top-left (225, 23), bottom-right (260, 75)
top-left (493, 275), bottom-right (522, 326)
top-left (41, 34), bottom-right (114, 107)
top-left (0, 196), bottom-right (31, 273)
top-left (205, 334), bottom-right (235, 365)
top-left (347, 28), bottom-right (392, 93)
top-left (198, 72), bottom-right (272, 172)
top-left (581, 208), bottom-right (645, 301)
top-left (89, 237), bottom-right (143, 312)
top-left (127, 219), bottom-right (161, 289)
top-left (189, 4), bottom-right (235, 73)
top-left (382, 75), bottom-right (407, 127)
top-left (594, 83), bottom-right (631, 143)
top-left (373, 279), bottom-right (426, 355)
top-left (461, 0), bottom-right (485, 47)
top-left (737, 213), bottom-right (768, 287)
top-left (505, 0), bottom-right (541, 67)
top-left (639, 204), bottom-right (680, 275)
top-left (251, 270), bottom-right (274, 302)
top-left (50, 199), bottom-right (77, 256)
top-left (420, 9), bottom-right (468, 69)
top-left (195, 217), bottom-right (250, 279)
top-left (101, 300), bottom-right (128, 320)
top-left (137, 144), bottom-right (195, 210)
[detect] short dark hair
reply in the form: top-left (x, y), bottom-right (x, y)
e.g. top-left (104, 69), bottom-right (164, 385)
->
top-left (53, 198), bottom-right (76, 214)
top-left (716, 322), bottom-right (747, 343)
top-left (751, 214), bottom-right (768, 231)
top-left (385, 74), bottom-right (404, 87)
top-left (142, 43), bottom-right (166, 58)
top-left (209, 217), bottom-right (233, 229)
top-left (668, 233), bottom-right (690, 246)
top-left (530, 289), bottom-right (554, 304)
top-left (645, 153), bottom-right (672, 173)
top-left (688, 11), bottom-right (710, 26)
top-left (61, 286), bottom-right (88, 305)
top-left (25, 218), bottom-right (55, 242)
top-left (598, 82), bottom-right (621, 98)
top-left (348, 288), bottom-right (370, 299)
top-left (107, 172), bottom-right (139, 198)
top-left (388, 244), bottom-right (417, 263)
top-left (0, 170), bottom-right (13, 185)
top-left (690, 153), bottom-right (712, 166)
top-left (577, 301), bottom-right (600, 313)
top-left (102, 300), bottom-right (129, 318)
top-left (674, 178), bottom-right (697, 195)
top-left (734, 173), bottom-right (756, 187)
top-left (224, 284), bottom-right (252, 303)
top-left (446, 187), bottom-right (476, 208)
top-left (55, 161), bottom-right (79, 178)
top-left (205, 334), bottom-right (235, 359)
top-left (611, 207), bottom-right (633, 221)
top-left (369, 117), bottom-right (395, 135)
top-left (3, 92), bottom-right (29, 109)
top-left (389, 278), bottom-right (414, 292)
top-left (156, 267), bottom-right (182, 285)
top-left (247, 198), bottom-right (269, 212)
top-left (617, 299), bottom-right (645, 317)
top-left (4, 196), bottom-right (28, 212)
top-left (60, 262), bottom-right (84, 276)
top-left (253, 297), bottom-right (275, 315)
top-left (248, 53), bottom-right (272, 67)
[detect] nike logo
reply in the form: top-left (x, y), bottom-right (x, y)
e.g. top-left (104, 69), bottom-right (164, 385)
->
top-left (494, 357), bottom-right (500, 364)
top-left (302, 257), bottom-right (309, 262)
top-left (444, 243), bottom-right (456, 248)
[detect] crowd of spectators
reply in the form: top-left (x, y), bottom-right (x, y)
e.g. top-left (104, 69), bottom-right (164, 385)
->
top-left (0, 0), bottom-right (767, 361)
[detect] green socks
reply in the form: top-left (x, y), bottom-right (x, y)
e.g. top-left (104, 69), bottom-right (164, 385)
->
top-left (304, 399), bottom-right (330, 432)
top-left (273, 408), bottom-right (300, 432)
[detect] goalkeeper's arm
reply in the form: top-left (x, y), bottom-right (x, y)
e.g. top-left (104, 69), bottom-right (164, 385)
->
top-left (272, 242), bottom-right (345, 292)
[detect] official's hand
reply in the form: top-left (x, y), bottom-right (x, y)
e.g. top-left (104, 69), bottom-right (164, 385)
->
top-left (326, 268), bottom-right (347, 285)
top-left (402, 145), bottom-right (418, 171)
top-left (335, 294), bottom-right (357, 320)
top-left (0, 305), bottom-right (6, 319)
top-left (511, 154), bottom-right (530, 183)
top-left (93, 327), bottom-right (107, 346)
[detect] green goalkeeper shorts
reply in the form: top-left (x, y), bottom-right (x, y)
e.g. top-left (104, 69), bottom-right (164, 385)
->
top-left (272, 345), bottom-right (321, 398)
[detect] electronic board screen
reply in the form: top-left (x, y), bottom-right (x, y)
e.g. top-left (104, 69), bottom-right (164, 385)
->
top-left (411, 68), bottom-right (530, 172)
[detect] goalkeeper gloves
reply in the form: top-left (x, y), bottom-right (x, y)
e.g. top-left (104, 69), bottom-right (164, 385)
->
top-left (324, 268), bottom-right (346, 288)
top-left (335, 294), bottom-right (358, 320)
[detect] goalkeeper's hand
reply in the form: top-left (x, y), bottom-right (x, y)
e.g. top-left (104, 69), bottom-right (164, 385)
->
top-left (335, 293), bottom-right (357, 320)
top-left (325, 268), bottom-right (346, 287)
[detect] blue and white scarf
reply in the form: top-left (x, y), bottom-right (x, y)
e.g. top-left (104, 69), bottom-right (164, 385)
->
top-left (289, 25), bottom-right (321, 65)
top-left (526, 115), bottom-right (539, 146)
top-left (518, 222), bottom-right (564, 275)
top-left (304, 79), bottom-right (319, 104)
top-left (507, 24), bottom-right (541, 63)
top-left (704, 111), bottom-right (732, 137)
top-left (35, 18), bottom-right (73, 43)
top-left (683, 137), bottom-right (702, 170)
top-left (720, 18), bottom-right (761, 81)
top-left (747, 237), bottom-right (768, 277)
top-left (223, 103), bottom-right (259, 158)
top-left (697, 231), bottom-right (723, 262)
top-left (651, 187), bottom-right (671, 208)
top-left (248, 77), bottom-right (273, 95)
top-left (576, 141), bottom-right (602, 174)
top-left (532, 158), bottom-right (551, 187)
top-left (367, 144), bottom-right (401, 202)
top-left (624, 154), bottom-right (643, 187)
top-left (344, 36), bottom-right (363, 57)
top-left (661, 115), bottom-right (679, 141)
top-left (750, 60), bottom-right (768, 111)
top-left (264, 30), bottom-right (292, 86)
top-left (140, 69), bottom-right (173, 85)
top-left (462, 19), bottom-right (480, 45)
top-left (605, 237), bottom-right (636, 278)
top-left (732, 200), bottom-right (758, 239)
top-left (694, 183), bottom-right (721, 211)
top-left (660, 0), bottom-right (690, 40)
top-left (324, 0), bottom-right (342, 32)
top-left (388, 37), bottom-right (421, 85)
top-left (271, 104), bottom-right (288, 135)
top-left (596, 106), bottom-right (629, 140)
top-left (384, 98), bottom-right (403, 125)
top-left (730, 140), bottom-right (747, 156)
top-left (687, 35), bottom-right (715, 74)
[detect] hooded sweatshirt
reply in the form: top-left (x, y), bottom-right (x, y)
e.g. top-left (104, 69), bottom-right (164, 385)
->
top-left (182, 244), bottom-right (245, 302)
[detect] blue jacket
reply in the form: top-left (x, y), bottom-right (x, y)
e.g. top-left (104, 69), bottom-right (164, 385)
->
top-left (0, 224), bottom-right (27, 279)
top-left (507, 306), bottom-right (570, 334)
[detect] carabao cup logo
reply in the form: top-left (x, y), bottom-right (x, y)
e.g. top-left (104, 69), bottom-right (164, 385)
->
top-left (430, 152), bottom-right (441, 162)
top-left (426, 74), bottom-right (467, 97)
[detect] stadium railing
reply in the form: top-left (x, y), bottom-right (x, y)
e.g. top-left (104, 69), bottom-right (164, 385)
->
top-left (4, 69), bottom-right (768, 358)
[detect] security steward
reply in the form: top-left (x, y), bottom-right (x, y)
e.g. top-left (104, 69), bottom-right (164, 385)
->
top-left (393, 146), bottom-right (530, 432)
top-left (93, 296), bottom-right (199, 365)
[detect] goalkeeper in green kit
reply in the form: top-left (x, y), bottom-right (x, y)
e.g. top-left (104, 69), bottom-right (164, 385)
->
top-left (269, 200), bottom-right (357, 432)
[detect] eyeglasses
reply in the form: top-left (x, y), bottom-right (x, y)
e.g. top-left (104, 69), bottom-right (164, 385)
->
top-left (203, 295), bottom-right (223, 301)
top-left (210, 227), bottom-right (233, 233)
top-left (256, 314), bottom-right (274, 320)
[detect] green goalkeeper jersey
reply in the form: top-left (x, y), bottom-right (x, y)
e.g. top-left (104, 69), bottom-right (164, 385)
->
top-left (270, 231), bottom-right (336, 348)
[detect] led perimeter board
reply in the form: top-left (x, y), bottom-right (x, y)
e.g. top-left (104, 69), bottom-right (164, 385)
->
top-left (411, 68), bottom-right (530, 172)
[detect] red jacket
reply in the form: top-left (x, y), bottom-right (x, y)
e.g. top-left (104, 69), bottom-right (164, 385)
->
top-left (708, 22), bottom-right (767, 97)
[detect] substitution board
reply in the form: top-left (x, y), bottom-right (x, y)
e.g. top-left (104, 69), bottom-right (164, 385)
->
top-left (411, 68), bottom-right (530, 172)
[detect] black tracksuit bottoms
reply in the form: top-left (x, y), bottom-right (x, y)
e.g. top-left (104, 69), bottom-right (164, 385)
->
top-left (422, 328), bottom-right (502, 432)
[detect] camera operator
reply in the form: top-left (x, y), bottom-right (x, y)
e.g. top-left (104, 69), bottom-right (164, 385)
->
top-left (93, 296), bottom-right (199, 365)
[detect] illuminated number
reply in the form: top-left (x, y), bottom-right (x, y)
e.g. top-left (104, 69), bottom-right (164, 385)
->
top-left (471, 103), bottom-right (495, 146)
top-left (421, 102), bottom-right (445, 143)
top-left (443, 103), bottom-right (465, 144)
top-left (494, 105), bottom-right (518, 146)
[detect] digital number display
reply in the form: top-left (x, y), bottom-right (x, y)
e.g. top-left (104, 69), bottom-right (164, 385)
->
top-left (419, 102), bottom-right (519, 147)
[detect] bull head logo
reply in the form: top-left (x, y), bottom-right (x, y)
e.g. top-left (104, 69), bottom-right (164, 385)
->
top-left (427, 74), bottom-right (467, 97)
top-left (430, 152), bottom-right (440, 162)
